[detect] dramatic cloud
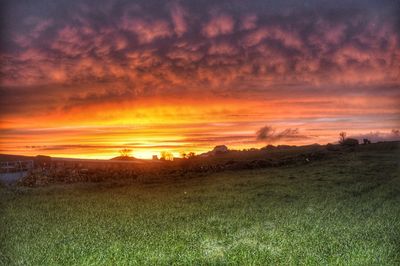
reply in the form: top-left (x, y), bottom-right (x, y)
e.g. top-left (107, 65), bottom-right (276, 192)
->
top-left (0, 0), bottom-right (399, 158)
top-left (121, 17), bottom-right (172, 44)
top-left (208, 42), bottom-right (238, 55)
top-left (256, 126), bottom-right (309, 143)
top-left (169, 2), bottom-right (188, 36)
top-left (202, 14), bottom-right (234, 38)
top-left (240, 14), bottom-right (257, 31)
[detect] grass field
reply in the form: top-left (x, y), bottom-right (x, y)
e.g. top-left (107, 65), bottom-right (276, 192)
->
top-left (1, 147), bottom-right (399, 265)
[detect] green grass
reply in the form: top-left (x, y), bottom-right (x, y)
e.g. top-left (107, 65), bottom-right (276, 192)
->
top-left (1, 149), bottom-right (399, 265)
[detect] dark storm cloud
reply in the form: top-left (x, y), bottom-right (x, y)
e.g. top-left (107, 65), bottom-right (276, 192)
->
top-left (0, 0), bottom-right (399, 115)
top-left (256, 125), bottom-right (309, 142)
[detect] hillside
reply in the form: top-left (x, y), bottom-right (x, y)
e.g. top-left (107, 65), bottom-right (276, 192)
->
top-left (1, 142), bottom-right (399, 264)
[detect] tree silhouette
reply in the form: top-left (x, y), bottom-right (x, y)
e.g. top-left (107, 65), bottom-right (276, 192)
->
top-left (339, 132), bottom-right (346, 144)
top-left (180, 151), bottom-right (196, 159)
top-left (187, 152), bottom-right (196, 158)
top-left (160, 151), bottom-right (174, 161)
top-left (119, 148), bottom-right (132, 157)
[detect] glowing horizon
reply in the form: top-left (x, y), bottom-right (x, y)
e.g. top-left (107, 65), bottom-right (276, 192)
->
top-left (1, 0), bottom-right (399, 159)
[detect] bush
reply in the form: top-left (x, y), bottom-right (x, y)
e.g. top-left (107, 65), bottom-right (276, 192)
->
top-left (341, 138), bottom-right (359, 147)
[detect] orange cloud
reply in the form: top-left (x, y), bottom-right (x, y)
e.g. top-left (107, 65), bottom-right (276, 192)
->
top-left (1, 0), bottom-right (399, 159)
top-left (121, 17), bottom-right (172, 44)
top-left (202, 14), bottom-right (234, 38)
top-left (169, 2), bottom-right (188, 36)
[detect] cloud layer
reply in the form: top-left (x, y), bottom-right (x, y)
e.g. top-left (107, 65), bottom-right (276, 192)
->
top-left (256, 126), bottom-right (308, 143)
top-left (0, 0), bottom-right (399, 158)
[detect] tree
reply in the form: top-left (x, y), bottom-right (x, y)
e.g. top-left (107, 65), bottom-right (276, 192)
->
top-left (187, 152), bottom-right (196, 159)
top-left (339, 132), bottom-right (346, 144)
top-left (180, 151), bottom-right (196, 159)
top-left (160, 151), bottom-right (174, 161)
top-left (119, 148), bottom-right (132, 157)
top-left (363, 138), bottom-right (371, 145)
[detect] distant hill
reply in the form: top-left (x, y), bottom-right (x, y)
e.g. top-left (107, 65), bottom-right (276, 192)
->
top-left (110, 156), bottom-right (143, 162)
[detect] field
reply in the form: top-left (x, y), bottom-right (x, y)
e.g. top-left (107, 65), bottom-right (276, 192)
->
top-left (1, 145), bottom-right (399, 265)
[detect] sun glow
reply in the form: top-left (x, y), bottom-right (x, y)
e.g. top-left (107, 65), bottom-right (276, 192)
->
top-left (1, 0), bottom-right (399, 159)
top-left (1, 95), bottom-right (398, 159)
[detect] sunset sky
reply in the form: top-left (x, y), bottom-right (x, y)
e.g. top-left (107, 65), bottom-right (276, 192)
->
top-left (1, 0), bottom-right (399, 159)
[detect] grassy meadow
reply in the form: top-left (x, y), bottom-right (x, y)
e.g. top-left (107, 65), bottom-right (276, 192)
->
top-left (1, 147), bottom-right (399, 265)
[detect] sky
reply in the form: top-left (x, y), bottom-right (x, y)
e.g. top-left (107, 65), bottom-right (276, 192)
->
top-left (0, 0), bottom-right (399, 159)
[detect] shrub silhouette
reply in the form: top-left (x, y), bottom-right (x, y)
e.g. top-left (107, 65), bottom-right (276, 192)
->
top-left (160, 151), bottom-right (174, 161)
top-left (363, 138), bottom-right (371, 145)
top-left (339, 132), bottom-right (346, 144)
top-left (119, 148), bottom-right (132, 157)
top-left (341, 138), bottom-right (359, 147)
